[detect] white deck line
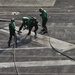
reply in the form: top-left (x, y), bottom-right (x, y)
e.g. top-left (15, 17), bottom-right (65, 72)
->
top-left (0, 60), bottom-right (75, 68)
top-left (49, 13), bottom-right (75, 15)
top-left (0, 47), bottom-right (51, 51)
top-left (1, 26), bottom-right (75, 52)
top-left (51, 0), bottom-right (56, 6)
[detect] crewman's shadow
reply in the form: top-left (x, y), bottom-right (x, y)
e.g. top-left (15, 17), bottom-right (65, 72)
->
top-left (17, 36), bottom-right (32, 47)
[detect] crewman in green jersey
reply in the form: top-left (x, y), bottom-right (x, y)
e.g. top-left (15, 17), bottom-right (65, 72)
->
top-left (18, 17), bottom-right (30, 34)
top-left (27, 17), bottom-right (38, 38)
top-left (8, 18), bottom-right (17, 47)
top-left (39, 8), bottom-right (48, 34)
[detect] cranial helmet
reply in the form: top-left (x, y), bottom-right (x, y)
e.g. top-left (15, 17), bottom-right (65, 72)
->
top-left (11, 18), bottom-right (15, 22)
top-left (39, 8), bottom-right (43, 12)
top-left (22, 17), bottom-right (28, 20)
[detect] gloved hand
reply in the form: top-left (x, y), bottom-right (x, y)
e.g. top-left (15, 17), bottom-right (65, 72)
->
top-left (40, 14), bottom-right (42, 16)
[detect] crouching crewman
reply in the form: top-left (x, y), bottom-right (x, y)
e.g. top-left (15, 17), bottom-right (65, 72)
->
top-left (18, 17), bottom-right (30, 34)
top-left (26, 17), bottom-right (38, 38)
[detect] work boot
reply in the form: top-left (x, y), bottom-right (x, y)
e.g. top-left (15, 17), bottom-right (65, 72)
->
top-left (41, 31), bottom-right (48, 34)
top-left (34, 34), bottom-right (37, 39)
top-left (8, 42), bottom-right (10, 48)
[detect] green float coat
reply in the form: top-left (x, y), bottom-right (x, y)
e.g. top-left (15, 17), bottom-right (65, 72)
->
top-left (22, 17), bottom-right (30, 27)
top-left (9, 22), bottom-right (15, 33)
top-left (41, 10), bottom-right (48, 19)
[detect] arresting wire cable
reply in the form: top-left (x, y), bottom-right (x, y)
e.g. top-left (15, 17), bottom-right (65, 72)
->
top-left (38, 24), bottom-right (75, 61)
top-left (12, 38), bottom-right (20, 75)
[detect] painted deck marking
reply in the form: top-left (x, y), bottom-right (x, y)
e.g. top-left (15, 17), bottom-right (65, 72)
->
top-left (0, 60), bottom-right (75, 68)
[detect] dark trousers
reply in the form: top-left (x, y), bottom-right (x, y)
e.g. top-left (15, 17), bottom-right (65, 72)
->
top-left (8, 33), bottom-right (17, 47)
top-left (19, 24), bottom-right (24, 31)
top-left (27, 24), bottom-right (38, 36)
top-left (19, 23), bottom-right (28, 32)
top-left (42, 18), bottom-right (48, 32)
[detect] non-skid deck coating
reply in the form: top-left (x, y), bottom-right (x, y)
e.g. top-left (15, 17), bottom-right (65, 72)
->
top-left (0, 0), bottom-right (56, 6)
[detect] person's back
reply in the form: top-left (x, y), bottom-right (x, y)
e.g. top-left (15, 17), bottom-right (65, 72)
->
top-left (41, 10), bottom-right (48, 19)
top-left (30, 17), bottom-right (38, 26)
top-left (22, 17), bottom-right (30, 28)
top-left (18, 17), bottom-right (30, 34)
top-left (9, 21), bottom-right (15, 35)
